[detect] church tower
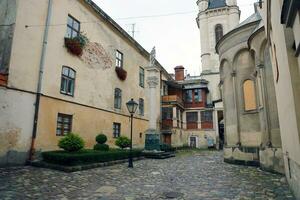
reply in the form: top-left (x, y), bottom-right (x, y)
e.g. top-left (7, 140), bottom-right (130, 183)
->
top-left (196, 0), bottom-right (240, 73)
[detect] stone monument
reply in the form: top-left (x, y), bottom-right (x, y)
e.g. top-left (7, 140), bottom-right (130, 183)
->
top-left (144, 47), bottom-right (161, 151)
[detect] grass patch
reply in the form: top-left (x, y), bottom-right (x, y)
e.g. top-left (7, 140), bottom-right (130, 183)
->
top-left (42, 149), bottom-right (143, 166)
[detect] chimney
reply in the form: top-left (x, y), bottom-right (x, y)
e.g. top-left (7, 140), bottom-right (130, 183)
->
top-left (174, 65), bottom-right (185, 81)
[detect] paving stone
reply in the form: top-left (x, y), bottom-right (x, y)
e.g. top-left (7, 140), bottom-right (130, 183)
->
top-left (0, 151), bottom-right (295, 200)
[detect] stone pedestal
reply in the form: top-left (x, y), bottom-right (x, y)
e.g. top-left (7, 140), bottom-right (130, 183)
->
top-left (144, 129), bottom-right (160, 151)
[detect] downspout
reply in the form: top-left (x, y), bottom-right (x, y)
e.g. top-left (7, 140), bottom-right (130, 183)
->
top-left (28, 0), bottom-right (53, 161)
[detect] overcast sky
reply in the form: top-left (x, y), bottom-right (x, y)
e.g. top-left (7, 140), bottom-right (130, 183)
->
top-left (94, 0), bottom-right (258, 75)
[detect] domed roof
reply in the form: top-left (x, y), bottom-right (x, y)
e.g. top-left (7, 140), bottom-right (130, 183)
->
top-left (208, 0), bottom-right (226, 9)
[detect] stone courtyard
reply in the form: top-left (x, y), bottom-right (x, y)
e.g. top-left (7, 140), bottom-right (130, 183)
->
top-left (0, 151), bottom-right (295, 200)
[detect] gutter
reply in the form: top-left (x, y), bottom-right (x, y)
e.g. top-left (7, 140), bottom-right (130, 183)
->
top-left (29, 0), bottom-right (53, 161)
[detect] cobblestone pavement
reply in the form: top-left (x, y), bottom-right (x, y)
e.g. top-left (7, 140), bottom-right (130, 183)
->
top-left (0, 151), bottom-right (295, 200)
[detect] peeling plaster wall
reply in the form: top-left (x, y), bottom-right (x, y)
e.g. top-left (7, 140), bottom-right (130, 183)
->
top-left (0, 89), bottom-right (35, 166)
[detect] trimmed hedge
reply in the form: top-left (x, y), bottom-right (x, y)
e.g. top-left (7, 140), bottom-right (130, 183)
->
top-left (94, 144), bottom-right (109, 151)
top-left (160, 143), bottom-right (176, 152)
top-left (58, 133), bottom-right (85, 152)
top-left (95, 134), bottom-right (107, 144)
top-left (42, 149), bottom-right (142, 166)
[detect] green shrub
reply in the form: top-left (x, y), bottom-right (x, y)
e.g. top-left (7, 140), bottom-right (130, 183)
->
top-left (160, 143), bottom-right (176, 152)
top-left (58, 133), bottom-right (85, 152)
top-left (95, 134), bottom-right (107, 144)
top-left (115, 136), bottom-right (131, 149)
top-left (42, 149), bottom-right (142, 166)
top-left (94, 144), bottom-right (109, 151)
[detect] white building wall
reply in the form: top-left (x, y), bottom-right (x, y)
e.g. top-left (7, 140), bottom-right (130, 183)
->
top-left (0, 89), bottom-right (35, 166)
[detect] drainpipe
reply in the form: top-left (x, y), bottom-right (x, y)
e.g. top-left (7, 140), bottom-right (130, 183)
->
top-left (28, 0), bottom-right (53, 161)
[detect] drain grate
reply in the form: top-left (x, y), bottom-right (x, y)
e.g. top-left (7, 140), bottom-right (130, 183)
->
top-left (163, 191), bottom-right (183, 199)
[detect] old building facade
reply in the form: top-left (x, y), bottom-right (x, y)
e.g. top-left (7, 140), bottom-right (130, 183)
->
top-left (217, 5), bottom-right (284, 174)
top-left (217, 0), bottom-right (300, 198)
top-left (161, 66), bottom-right (218, 149)
top-left (196, 0), bottom-right (240, 146)
top-left (262, 0), bottom-right (300, 198)
top-left (0, 0), bottom-right (171, 166)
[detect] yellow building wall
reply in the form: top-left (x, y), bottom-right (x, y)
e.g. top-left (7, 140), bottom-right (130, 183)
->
top-left (35, 96), bottom-right (148, 151)
top-left (6, 0), bottom-right (168, 152)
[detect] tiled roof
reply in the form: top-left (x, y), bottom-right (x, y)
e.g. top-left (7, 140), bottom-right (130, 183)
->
top-left (208, 0), bottom-right (226, 9)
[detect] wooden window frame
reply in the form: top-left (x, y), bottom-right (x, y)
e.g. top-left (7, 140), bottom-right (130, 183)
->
top-left (194, 89), bottom-right (202, 102)
top-left (139, 98), bottom-right (144, 116)
top-left (66, 15), bottom-right (80, 38)
top-left (139, 67), bottom-right (145, 88)
top-left (60, 66), bottom-right (76, 97)
top-left (186, 112), bottom-right (198, 123)
top-left (162, 107), bottom-right (173, 120)
top-left (56, 113), bottom-right (73, 136)
top-left (201, 111), bottom-right (213, 122)
top-left (114, 88), bottom-right (122, 109)
top-left (115, 50), bottom-right (123, 68)
top-left (185, 90), bottom-right (193, 103)
top-left (113, 123), bottom-right (121, 138)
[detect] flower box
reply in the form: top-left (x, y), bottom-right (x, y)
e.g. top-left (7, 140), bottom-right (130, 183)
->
top-left (64, 34), bottom-right (88, 57)
top-left (115, 67), bottom-right (127, 81)
top-left (64, 37), bottom-right (84, 56)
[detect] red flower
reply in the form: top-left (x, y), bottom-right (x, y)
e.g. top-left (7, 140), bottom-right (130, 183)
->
top-left (115, 67), bottom-right (127, 81)
top-left (64, 38), bottom-right (83, 56)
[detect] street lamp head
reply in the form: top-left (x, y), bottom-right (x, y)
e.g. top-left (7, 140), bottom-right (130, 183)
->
top-left (126, 98), bottom-right (138, 114)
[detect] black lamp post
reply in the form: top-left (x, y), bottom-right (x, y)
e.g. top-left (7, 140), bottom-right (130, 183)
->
top-left (126, 98), bottom-right (138, 168)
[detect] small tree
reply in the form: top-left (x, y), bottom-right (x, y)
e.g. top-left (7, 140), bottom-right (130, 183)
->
top-left (96, 134), bottom-right (107, 144)
top-left (115, 136), bottom-right (131, 149)
top-left (58, 133), bottom-right (85, 152)
top-left (94, 133), bottom-right (109, 151)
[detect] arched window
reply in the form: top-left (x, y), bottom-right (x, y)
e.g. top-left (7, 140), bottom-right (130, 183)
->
top-left (114, 88), bottom-right (122, 109)
top-left (243, 80), bottom-right (257, 111)
top-left (215, 24), bottom-right (223, 43)
top-left (60, 66), bottom-right (76, 96)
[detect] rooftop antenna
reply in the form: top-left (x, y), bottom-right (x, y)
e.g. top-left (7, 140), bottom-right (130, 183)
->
top-left (127, 23), bottom-right (137, 38)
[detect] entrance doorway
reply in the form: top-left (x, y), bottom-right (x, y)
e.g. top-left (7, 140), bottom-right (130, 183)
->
top-left (189, 136), bottom-right (197, 148)
top-left (163, 134), bottom-right (172, 145)
top-left (217, 111), bottom-right (224, 150)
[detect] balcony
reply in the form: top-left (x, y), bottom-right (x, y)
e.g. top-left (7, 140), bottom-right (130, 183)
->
top-left (162, 95), bottom-right (183, 106)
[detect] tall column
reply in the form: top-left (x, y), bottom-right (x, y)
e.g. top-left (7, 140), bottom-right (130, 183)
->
top-left (172, 106), bottom-right (177, 128)
top-left (147, 74), bottom-right (159, 130)
top-left (144, 47), bottom-right (161, 151)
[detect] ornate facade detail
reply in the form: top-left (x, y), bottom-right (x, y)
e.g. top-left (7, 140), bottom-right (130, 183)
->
top-left (147, 76), bottom-right (159, 88)
top-left (81, 42), bottom-right (113, 69)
